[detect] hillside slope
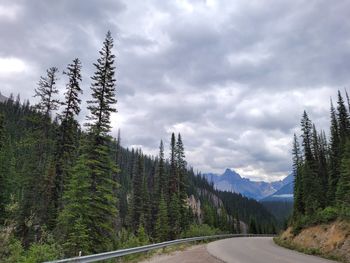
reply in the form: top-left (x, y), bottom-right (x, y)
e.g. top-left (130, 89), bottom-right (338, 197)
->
top-left (277, 221), bottom-right (350, 262)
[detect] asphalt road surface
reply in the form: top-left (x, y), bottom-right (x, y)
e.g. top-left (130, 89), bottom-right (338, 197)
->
top-left (207, 237), bottom-right (337, 263)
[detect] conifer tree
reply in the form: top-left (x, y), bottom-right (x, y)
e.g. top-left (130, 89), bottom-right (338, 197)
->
top-left (83, 31), bottom-right (119, 252)
top-left (86, 31), bottom-right (117, 137)
top-left (301, 111), bottom-right (313, 163)
top-left (300, 112), bottom-right (321, 214)
top-left (0, 113), bottom-right (5, 223)
top-left (336, 141), bottom-right (350, 209)
top-left (169, 133), bottom-right (178, 196)
top-left (317, 130), bottom-right (329, 208)
top-left (54, 58), bottom-right (83, 213)
top-left (61, 59), bottom-right (83, 122)
top-left (156, 140), bottom-right (166, 200)
top-left (0, 113), bottom-right (4, 150)
top-left (131, 153), bottom-right (144, 230)
top-left (249, 217), bottom-right (258, 234)
top-left (155, 194), bottom-right (169, 242)
top-left (176, 133), bottom-right (189, 229)
top-left (292, 134), bottom-right (304, 217)
top-left (34, 67), bottom-right (60, 117)
top-left (58, 154), bottom-right (92, 256)
top-left (142, 172), bottom-right (152, 235)
top-left (336, 91), bottom-right (350, 147)
top-left (311, 125), bottom-right (327, 208)
top-left (328, 100), bottom-right (341, 204)
top-left (168, 193), bottom-right (181, 239)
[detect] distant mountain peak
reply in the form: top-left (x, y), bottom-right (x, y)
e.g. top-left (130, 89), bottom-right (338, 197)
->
top-left (203, 168), bottom-right (293, 200)
top-left (222, 168), bottom-right (241, 179)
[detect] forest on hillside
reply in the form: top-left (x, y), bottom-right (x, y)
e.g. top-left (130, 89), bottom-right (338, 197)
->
top-left (292, 91), bottom-right (350, 233)
top-left (0, 32), bottom-right (276, 262)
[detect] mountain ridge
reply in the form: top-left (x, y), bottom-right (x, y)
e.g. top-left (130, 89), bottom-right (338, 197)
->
top-left (203, 168), bottom-right (293, 200)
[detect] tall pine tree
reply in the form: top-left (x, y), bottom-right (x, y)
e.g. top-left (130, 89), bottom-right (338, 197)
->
top-left (54, 58), bottom-right (83, 214)
top-left (34, 67), bottom-right (60, 117)
top-left (292, 134), bottom-right (304, 217)
top-left (328, 100), bottom-right (340, 204)
top-left (82, 31), bottom-right (119, 253)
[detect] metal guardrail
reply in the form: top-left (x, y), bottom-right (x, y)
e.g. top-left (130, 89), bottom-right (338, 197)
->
top-left (44, 234), bottom-right (274, 263)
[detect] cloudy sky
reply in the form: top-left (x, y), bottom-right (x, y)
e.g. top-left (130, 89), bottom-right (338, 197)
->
top-left (0, 0), bottom-right (348, 181)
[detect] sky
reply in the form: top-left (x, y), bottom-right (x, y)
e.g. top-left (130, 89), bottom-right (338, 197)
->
top-left (0, 0), bottom-right (348, 182)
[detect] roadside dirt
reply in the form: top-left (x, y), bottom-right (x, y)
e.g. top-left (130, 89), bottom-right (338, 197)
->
top-left (280, 220), bottom-right (350, 262)
top-left (139, 244), bottom-right (222, 263)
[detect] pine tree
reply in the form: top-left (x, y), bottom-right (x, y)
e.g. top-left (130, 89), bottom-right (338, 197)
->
top-left (0, 113), bottom-right (4, 150)
top-left (155, 194), bottom-right (169, 242)
top-left (328, 100), bottom-right (341, 204)
top-left (301, 111), bottom-right (313, 163)
top-left (292, 134), bottom-right (304, 217)
top-left (86, 31), bottom-right (117, 137)
top-left (142, 172), bottom-right (152, 235)
top-left (317, 130), bottom-right (329, 208)
top-left (336, 91), bottom-right (350, 147)
top-left (0, 113), bottom-right (6, 223)
top-left (34, 67), bottom-right (60, 117)
top-left (169, 133), bottom-right (178, 196)
top-left (311, 125), bottom-right (327, 208)
top-left (168, 193), bottom-right (181, 239)
top-left (249, 217), bottom-right (258, 234)
top-left (176, 133), bottom-right (189, 230)
top-left (336, 141), bottom-right (350, 209)
top-left (58, 153), bottom-right (92, 256)
top-left (54, 58), bottom-right (83, 214)
top-left (156, 140), bottom-right (166, 200)
top-left (131, 153), bottom-right (144, 230)
top-left (300, 112), bottom-right (321, 214)
top-left (83, 31), bottom-right (119, 253)
top-left (61, 58), bottom-right (83, 122)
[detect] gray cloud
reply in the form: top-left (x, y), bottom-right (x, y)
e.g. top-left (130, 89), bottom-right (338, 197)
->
top-left (0, 0), bottom-right (349, 181)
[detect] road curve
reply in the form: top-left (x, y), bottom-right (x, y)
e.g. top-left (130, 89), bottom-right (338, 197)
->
top-left (207, 237), bottom-right (337, 263)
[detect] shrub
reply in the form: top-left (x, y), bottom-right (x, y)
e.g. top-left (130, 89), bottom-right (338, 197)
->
top-left (23, 243), bottom-right (62, 263)
top-left (317, 207), bottom-right (338, 223)
top-left (181, 224), bottom-right (222, 238)
top-left (0, 226), bottom-right (24, 263)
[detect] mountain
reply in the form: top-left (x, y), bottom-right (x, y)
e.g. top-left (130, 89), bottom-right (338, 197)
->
top-left (261, 181), bottom-right (294, 202)
top-left (203, 169), bottom-right (293, 200)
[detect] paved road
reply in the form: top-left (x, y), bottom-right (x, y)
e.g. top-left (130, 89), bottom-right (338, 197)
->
top-left (207, 237), bottom-right (337, 263)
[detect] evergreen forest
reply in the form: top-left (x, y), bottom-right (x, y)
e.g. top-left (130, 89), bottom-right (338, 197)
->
top-left (0, 32), bottom-right (276, 262)
top-left (292, 90), bottom-right (350, 233)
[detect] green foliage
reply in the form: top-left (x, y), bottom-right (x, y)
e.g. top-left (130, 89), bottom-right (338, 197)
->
top-left (181, 224), bottom-right (221, 238)
top-left (0, 228), bottom-right (24, 263)
top-left (86, 31), bottom-right (117, 136)
top-left (292, 91), bottom-right (350, 232)
top-left (317, 207), bottom-right (338, 223)
top-left (168, 193), bottom-right (181, 239)
top-left (336, 141), bottom-right (350, 207)
top-left (155, 195), bottom-right (169, 242)
top-left (22, 242), bottom-right (61, 263)
top-left (57, 153), bottom-right (92, 256)
top-left (249, 217), bottom-right (258, 234)
top-left (0, 30), bottom-right (282, 260)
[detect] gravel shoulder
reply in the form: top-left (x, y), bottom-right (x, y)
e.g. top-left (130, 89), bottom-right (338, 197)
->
top-left (139, 244), bottom-right (223, 263)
